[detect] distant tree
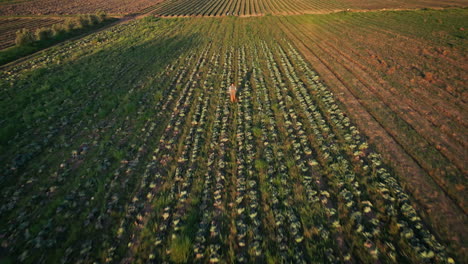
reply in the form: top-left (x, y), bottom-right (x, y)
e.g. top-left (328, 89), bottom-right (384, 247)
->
top-left (96, 11), bottom-right (107, 22)
top-left (51, 23), bottom-right (66, 35)
top-left (77, 15), bottom-right (91, 28)
top-left (64, 19), bottom-right (78, 32)
top-left (15, 28), bottom-right (35, 46)
top-left (35, 27), bottom-right (54, 41)
top-left (88, 14), bottom-right (100, 25)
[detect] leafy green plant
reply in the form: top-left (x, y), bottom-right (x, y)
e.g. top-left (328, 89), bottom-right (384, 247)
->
top-left (169, 236), bottom-right (191, 263)
top-left (254, 159), bottom-right (267, 170)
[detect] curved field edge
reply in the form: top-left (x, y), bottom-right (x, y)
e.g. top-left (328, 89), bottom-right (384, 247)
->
top-left (0, 14), bottom-right (465, 263)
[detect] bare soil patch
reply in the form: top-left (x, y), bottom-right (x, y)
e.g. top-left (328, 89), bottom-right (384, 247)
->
top-left (0, 0), bottom-right (165, 15)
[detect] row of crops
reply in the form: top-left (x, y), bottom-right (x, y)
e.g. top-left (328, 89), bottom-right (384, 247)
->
top-left (271, 10), bottom-right (468, 258)
top-left (148, 0), bottom-right (468, 17)
top-left (0, 17), bottom-right (460, 263)
top-left (151, 0), bottom-right (344, 16)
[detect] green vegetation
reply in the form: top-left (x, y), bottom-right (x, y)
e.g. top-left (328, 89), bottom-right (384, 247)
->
top-left (14, 28), bottom-right (35, 46)
top-left (277, 7), bottom-right (467, 215)
top-left (0, 13), bottom-right (113, 66)
top-left (0, 8), bottom-right (466, 264)
top-left (169, 236), bottom-right (191, 263)
top-left (296, 8), bottom-right (468, 49)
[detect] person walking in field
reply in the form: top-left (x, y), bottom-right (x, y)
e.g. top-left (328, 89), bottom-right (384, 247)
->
top-left (229, 83), bottom-right (237, 102)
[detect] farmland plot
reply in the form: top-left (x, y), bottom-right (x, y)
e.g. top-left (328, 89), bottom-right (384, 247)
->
top-left (0, 0), bottom-right (164, 16)
top-left (273, 9), bottom-right (467, 258)
top-left (0, 17), bottom-right (64, 49)
top-left (0, 16), bottom-right (463, 263)
top-left (150, 0), bottom-right (468, 16)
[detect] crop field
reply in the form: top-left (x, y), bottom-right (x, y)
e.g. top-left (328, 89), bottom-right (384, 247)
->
top-left (272, 9), bottom-right (468, 257)
top-left (1, 11), bottom-right (466, 263)
top-left (0, 0), bottom-right (164, 16)
top-left (0, 17), bottom-right (65, 49)
top-left (150, 0), bottom-right (468, 16)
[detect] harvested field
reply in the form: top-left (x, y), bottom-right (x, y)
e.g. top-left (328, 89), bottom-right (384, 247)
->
top-left (0, 0), bottom-right (165, 16)
top-left (150, 0), bottom-right (468, 16)
top-left (0, 17), bottom-right (64, 49)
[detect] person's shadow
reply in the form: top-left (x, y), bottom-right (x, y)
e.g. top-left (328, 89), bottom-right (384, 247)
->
top-left (238, 69), bottom-right (253, 94)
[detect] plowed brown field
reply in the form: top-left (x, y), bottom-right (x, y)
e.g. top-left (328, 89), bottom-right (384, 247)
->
top-left (0, 0), bottom-right (164, 15)
top-left (149, 0), bottom-right (468, 16)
